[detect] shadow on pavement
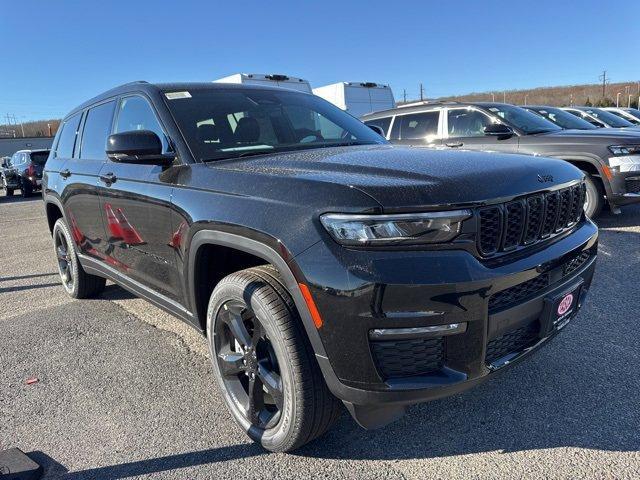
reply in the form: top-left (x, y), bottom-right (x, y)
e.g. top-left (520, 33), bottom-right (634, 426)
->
top-left (29, 444), bottom-right (264, 480)
top-left (0, 272), bottom-right (57, 282)
top-left (0, 193), bottom-right (43, 205)
top-left (0, 282), bottom-right (60, 294)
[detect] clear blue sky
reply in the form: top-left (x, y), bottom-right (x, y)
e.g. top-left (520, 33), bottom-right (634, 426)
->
top-left (2, 0), bottom-right (639, 121)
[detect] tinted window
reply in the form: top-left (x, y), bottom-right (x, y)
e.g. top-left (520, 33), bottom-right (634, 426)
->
top-left (399, 112), bottom-right (439, 140)
top-left (30, 152), bottom-right (50, 165)
top-left (529, 107), bottom-right (596, 130)
top-left (364, 117), bottom-right (392, 135)
top-left (448, 109), bottom-right (493, 137)
top-left (485, 104), bottom-right (560, 134)
top-left (80, 101), bottom-right (116, 160)
top-left (55, 113), bottom-right (82, 159)
top-left (164, 88), bottom-right (384, 162)
top-left (584, 108), bottom-right (634, 128)
top-left (115, 96), bottom-right (168, 150)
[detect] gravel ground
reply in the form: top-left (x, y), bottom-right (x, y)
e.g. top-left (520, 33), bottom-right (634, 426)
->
top-left (0, 194), bottom-right (639, 479)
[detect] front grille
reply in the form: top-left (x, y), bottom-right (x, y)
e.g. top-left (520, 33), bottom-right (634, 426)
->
top-left (488, 274), bottom-right (550, 313)
top-left (626, 178), bottom-right (640, 194)
top-left (486, 322), bottom-right (539, 365)
top-left (477, 183), bottom-right (584, 256)
top-left (563, 250), bottom-right (592, 276)
top-left (371, 337), bottom-right (444, 379)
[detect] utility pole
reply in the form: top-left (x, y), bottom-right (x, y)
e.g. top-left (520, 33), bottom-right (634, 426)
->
top-left (599, 70), bottom-right (608, 98)
top-left (403, 89), bottom-right (407, 103)
top-left (419, 83), bottom-right (424, 102)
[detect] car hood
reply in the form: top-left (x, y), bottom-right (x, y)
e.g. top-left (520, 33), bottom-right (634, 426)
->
top-left (214, 145), bottom-right (581, 210)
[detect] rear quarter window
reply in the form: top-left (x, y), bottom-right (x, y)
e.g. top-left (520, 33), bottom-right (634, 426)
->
top-left (54, 113), bottom-right (82, 159)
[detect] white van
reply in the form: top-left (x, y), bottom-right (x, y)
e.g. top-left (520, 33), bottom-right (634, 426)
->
top-left (313, 82), bottom-right (396, 118)
top-left (214, 73), bottom-right (312, 93)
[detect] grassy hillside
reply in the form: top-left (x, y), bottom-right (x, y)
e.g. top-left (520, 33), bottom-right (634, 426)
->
top-left (434, 81), bottom-right (640, 108)
top-left (0, 119), bottom-right (60, 139)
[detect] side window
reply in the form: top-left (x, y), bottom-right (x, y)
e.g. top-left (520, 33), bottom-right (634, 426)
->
top-left (399, 111), bottom-right (440, 140)
top-left (80, 101), bottom-right (116, 160)
top-left (54, 113), bottom-right (82, 159)
top-left (364, 117), bottom-right (392, 136)
top-left (448, 109), bottom-right (493, 138)
top-left (115, 96), bottom-right (168, 151)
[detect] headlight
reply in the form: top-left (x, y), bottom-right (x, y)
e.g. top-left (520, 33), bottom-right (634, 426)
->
top-left (320, 210), bottom-right (472, 246)
top-left (608, 145), bottom-right (640, 156)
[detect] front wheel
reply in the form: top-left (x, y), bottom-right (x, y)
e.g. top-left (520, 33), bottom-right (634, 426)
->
top-left (207, 265), bottom-right (341, 452)
top-left (583, 173), bottom-right (604, 218)
top-left (20, 181), bottom-right (32, 198)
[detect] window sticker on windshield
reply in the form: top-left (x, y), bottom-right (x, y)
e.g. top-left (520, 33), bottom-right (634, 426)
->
top-left (165, 91), bottom-right (192, 100)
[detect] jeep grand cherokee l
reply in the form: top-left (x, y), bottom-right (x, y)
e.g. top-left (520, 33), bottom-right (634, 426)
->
top-left (43, 82), bottom-right (598, 452)
top-left (363, 102), bottom-right (640, 218)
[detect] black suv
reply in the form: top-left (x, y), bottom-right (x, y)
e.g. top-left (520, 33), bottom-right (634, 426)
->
top-left (43, 83), bottom-right (597, 452)
top-left (2, 149), bottom-right (49, 197)
top-left (362, 102), bottom-right (640, 218)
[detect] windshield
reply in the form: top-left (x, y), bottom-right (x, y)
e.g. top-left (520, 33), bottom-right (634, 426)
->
top-left (583, 108), bottom-right (634, 128)
top-left (164, 87), bottom-right (385, 162)
top-left (484, 104), bottom-right (561, 134)
top-left (30, 151), bottom-right (49, 165)
top-left (528, 107), bottom-right (597, 130)
top-left (623, 108), bottom-right (640, 121)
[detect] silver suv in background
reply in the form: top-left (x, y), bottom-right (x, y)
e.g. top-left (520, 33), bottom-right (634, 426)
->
top-left (362, 102), bottom-right (640, 217)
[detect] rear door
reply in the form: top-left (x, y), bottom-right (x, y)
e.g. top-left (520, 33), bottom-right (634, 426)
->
top-left (389, 110), bottom-right (442, 147)
top-left (62, 100), bottom-right (116, 260)
top-left (443, 107), bottom-right (519, 153)
top-left (97, 94), bottom-right (183, 302)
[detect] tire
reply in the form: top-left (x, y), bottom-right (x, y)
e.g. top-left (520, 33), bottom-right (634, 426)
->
top-left (207, 265), bottom-right (341, 452)
top-left (21, 181), bottom-right (32, 198)
top-left (52, 218), bottom-right (106, 299)
top-left (583, 172), bottom-right (604, 218)
top-left (6, 188), bottom-right (14, 196)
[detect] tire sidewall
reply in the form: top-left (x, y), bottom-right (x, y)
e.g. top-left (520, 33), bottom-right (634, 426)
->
top-left (206, 278), bottom-right (297, 450)
top-left (583, 174), bottom-right (603, 218)
top-left (52, 218), bottom-right (80, 297)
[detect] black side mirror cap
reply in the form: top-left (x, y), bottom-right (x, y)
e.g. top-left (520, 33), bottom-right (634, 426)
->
top-left (484, 123), bottom-right (514, 137)
top-left (106, 130), bottom-right (174, 166)
top-left (367, 124), bottom-right (386, 137)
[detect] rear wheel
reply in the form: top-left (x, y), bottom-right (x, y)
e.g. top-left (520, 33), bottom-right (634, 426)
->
top-left (21, 180), bottom-right (32, 198)
top-left (6, 188), bottom-right (14, 196)
top-left (52, 218), bottom-right (106, 298)
top-left (207, 265), bottom-right (341, 452)
top-left (583, 173), bottom-right (604, 218)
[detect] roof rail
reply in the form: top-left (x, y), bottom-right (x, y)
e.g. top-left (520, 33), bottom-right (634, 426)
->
top-left (397, 100), bottom-right (458, 108)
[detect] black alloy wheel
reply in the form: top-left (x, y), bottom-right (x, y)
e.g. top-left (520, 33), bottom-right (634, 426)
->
top-left (55, 227), bottom-right (75, 292)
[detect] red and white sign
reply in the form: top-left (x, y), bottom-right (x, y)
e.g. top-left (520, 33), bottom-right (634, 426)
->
top-left (557, 293), bottom-right (574, 316)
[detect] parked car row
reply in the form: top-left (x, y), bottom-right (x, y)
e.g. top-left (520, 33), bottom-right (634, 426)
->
top-left (42, 80), bottom-right (599, 452)
top-left (362, 102), bottom-right (640, 218)
top-left (1, 149), bottom-right (49, 198)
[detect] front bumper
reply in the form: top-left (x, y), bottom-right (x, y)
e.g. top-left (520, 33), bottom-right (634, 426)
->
top-left (293, 219), bottom-right (598, 427)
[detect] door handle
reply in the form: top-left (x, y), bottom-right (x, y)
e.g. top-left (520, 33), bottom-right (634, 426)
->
top-left (99, 172), bottom-right (117, 185)
top-left (60, 169), bottom-right (71, 179)
top-left (445, 142), bottom-right (463, 148)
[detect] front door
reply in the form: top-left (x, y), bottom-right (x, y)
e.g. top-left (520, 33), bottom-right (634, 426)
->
top-left (443, 108), bottom-right (519, 153)
top-left (97, 94), bottom-right (183, 303)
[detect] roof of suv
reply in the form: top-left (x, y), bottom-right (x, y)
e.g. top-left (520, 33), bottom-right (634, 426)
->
top-left (361, 101), bottom-right (513, 120)
top-left (68, 81), bottom-right (306, 118)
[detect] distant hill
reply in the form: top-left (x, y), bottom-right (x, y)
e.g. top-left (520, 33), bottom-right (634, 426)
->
top-left (0, 119), bottom-right (60, 139)
top-left (431, 81), bottom-right (640, 108)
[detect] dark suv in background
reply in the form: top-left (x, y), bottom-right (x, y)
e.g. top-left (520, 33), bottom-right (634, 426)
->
top-left (1, 149), bottom-right (49, 197)
top-left (44, 82), bottom-right (597, 452)
top-left (362, 102), bottom-right (640, 217)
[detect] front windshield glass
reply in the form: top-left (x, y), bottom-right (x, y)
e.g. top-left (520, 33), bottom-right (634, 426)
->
top-left (584, 108), bottom-right (634, 128)
top-left (528, 107), bottom-right (597, 130)
top-left (164, 87), bottom-right (385, 162)
top-left (484, 104), bottom-right (561, 134)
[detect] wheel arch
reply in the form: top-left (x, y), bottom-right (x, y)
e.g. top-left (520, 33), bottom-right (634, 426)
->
top-left (44, 196), bottom-right (66, 235)
top-left (554, 155), bottom-right (611, 199)
top-left (187, 230), bottom-right (329, 361)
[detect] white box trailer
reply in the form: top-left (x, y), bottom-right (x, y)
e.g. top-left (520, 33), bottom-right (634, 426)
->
top-left (313, 82), bottom-right (396, 118)
top-left (214, 73), bottom-right (312, 93)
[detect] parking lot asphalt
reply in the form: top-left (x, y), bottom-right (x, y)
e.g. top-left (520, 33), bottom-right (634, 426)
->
top-left (1, 193), bottom-right (639, 480)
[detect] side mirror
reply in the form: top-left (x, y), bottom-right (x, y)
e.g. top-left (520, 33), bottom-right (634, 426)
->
top-left (484, 123), bottom-right (514, 137)
top-left (367, 124), bottom-right (386, 137)
top-left (106, 130), bottom-right (174, 166)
